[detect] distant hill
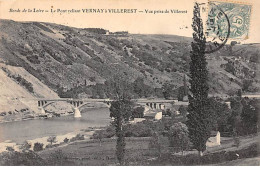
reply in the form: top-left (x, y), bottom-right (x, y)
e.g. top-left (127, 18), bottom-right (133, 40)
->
top-left (0, 19), bottom-right (259, 100)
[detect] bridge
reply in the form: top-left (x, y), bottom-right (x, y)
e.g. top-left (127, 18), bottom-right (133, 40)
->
top-left (37, 98), bottom-right (172, 118)
top-left (37, 94), bottom-right (260, 118)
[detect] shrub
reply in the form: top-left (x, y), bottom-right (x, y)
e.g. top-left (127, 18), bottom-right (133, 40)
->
top-left (124, 120), bottom-right (162, 137)
top-left (0, 150), bottom-right (45, 165)
top-left (47, 136), bottom-right (57, 145)
top-left (70, 134), bottom-right (84, 142)
top-left (168, 122), bottom-right (190, 154)
top-left (6, 146), bottom-right (15, 152)
top-left (19, 141), bottom-right (31, 152)
top-left (33, 142), bottom-right (43, 152)
top-left (63, 138), bottom-right (69, 143)
top-left (92, 126), bottom-right (116, 140)
top-left (132, 106), bottom-right (145, 118)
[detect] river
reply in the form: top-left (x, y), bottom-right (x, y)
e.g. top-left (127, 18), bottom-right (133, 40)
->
top-left (0, 108), bottom-right (111, 144)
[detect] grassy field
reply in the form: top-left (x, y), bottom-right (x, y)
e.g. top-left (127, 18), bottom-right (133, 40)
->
top-left (39, 137), bottom-right (158, 165)
top-left (38, 133), bottom-right (260, 165)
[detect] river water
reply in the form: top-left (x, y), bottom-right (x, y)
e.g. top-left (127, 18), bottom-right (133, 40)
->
top-left (0, 108), bottom-right (111, 143)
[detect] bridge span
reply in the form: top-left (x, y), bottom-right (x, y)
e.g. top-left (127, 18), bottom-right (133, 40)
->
top-left (37, 98), bottom-right (174, 118)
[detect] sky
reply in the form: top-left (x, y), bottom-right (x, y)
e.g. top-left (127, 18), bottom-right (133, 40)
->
top-left (0, 0), bottom-right (259, 43)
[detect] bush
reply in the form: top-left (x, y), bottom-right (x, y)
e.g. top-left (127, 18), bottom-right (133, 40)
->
top-left (33, 142), bottom-right (43, 152)
top-left (132, 106), bottom-right (145, 118)
top-left (19, 141), bottom-right (31, 152)
top-left (6, 146), bottom-right (15, 152)
top-left (124, 120), bottom-right (162, 137)
top-left (168, 122), bottom-right (190, 154)
top-left (63, 138), bottom-right (69, 143)
top-left (0, 151), bottom-right (45, 165)
top-left (47, 136), bottom-right (57, 145)
top-left (92, 126), bottom-right (116, 140)
top-left (70, 134), bottom-right (85, 142)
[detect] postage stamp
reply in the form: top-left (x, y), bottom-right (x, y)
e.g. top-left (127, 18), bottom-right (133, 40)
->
top-left (207, 0), bottom-right (252, 40)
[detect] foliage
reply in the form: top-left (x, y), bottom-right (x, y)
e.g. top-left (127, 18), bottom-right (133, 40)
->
top-left (0, 150), bottom-right (45, 166)
top-left (178, 75), bottom-right (189, 101)
top-left (242, 79), bottom-right (253, 92)
top-left (249, 52), bottom-right (259, 63)
top-left (110, 100), bottom-right (134, 124)
top-left (20, 141), bottom-right (31, 152)
top-left (0, 149), bottom-right (74, 166)
top-left (33, 142), bottom-right (44, 152)
top-left (240, 99), bottom-right (259, 135)
top-left (207, 97), bottom-right (231, 132)
top-left (92, 126), bottom-right (116, 145)
top-left (178, 105), bottom-right (187, 116)
top-left (116, 130), bottom-right (126, 165)
top-left (47, 136), bottom-right (57, 145)
top-left (228, 96), bottom-right (243, 135)
top-left (162, 108), bottom-right (173, 117)
top-left (186, 3), bottom-right (211, 155)
top-left (168, 122), bottom-right (190, 154)
top-left (70, 134), bottom-right (85, 142)
top-left (1, 67), bottom-right (34, 93)
top-left (162, 81), bottom-right (177, 99)
top-left (6, 146), bottom-right (15, 152)
top-left (132, 77), bottom-right (153, 98)
top-left (63, 138), bottom-right (69, 143)
top-left (124, 121), bottom-right (153, 137)
top-left (108, 73), bottom-right (134, 165)
top-left (132, 106), bottom-right (145, 118)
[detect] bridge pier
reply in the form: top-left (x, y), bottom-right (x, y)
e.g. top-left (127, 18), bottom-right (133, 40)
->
top-left (74, 107), bottom-right (81, 118)
top-left (40, 107), bottom-right (46, 114)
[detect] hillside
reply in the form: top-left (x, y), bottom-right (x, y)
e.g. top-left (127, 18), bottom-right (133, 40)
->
top-left (0, 19), bottom-right (259, 100)
top-left (0, 62), bottom-right (62, 122)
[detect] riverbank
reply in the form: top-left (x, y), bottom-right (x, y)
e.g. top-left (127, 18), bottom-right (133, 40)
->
top-left (0, 103), bottom-right (109, 124)
top-left (0, 127), bottom-right (103, 153)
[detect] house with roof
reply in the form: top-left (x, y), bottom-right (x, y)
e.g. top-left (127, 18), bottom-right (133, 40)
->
top-left (206, 131), bottom-right (221, 147)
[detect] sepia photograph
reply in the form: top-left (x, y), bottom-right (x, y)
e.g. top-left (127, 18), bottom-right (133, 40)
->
top-left (0, 0), bottom-right (259, 166)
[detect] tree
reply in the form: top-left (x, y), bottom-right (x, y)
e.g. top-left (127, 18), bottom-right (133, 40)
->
top-left (47, 136), bottom-right (57, 146)
top-left (207, 97), bottom-right (231, 131)
top-left (20, 141), bottom-right (31, 152)
top-left (168, 122), bottom-right (190, 155)
top-left (93, 130), bottom-right (105, 146)
top-left (33, 142), bottom-right (43, 152)
top-left (229, 96), bottom-right (243, 133)
top-left (132, 106), bottom-right (145, 118)
top-left (109, 72), bottom-right (134, 165)
top-left (186, 3), bottom-right (212, 156)
top-left (162, 81), bottom-right (177, 99)
top-left (241, 99), bottom-right (259, 135)
top-left (63, 138), bottom-right (69, 143)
